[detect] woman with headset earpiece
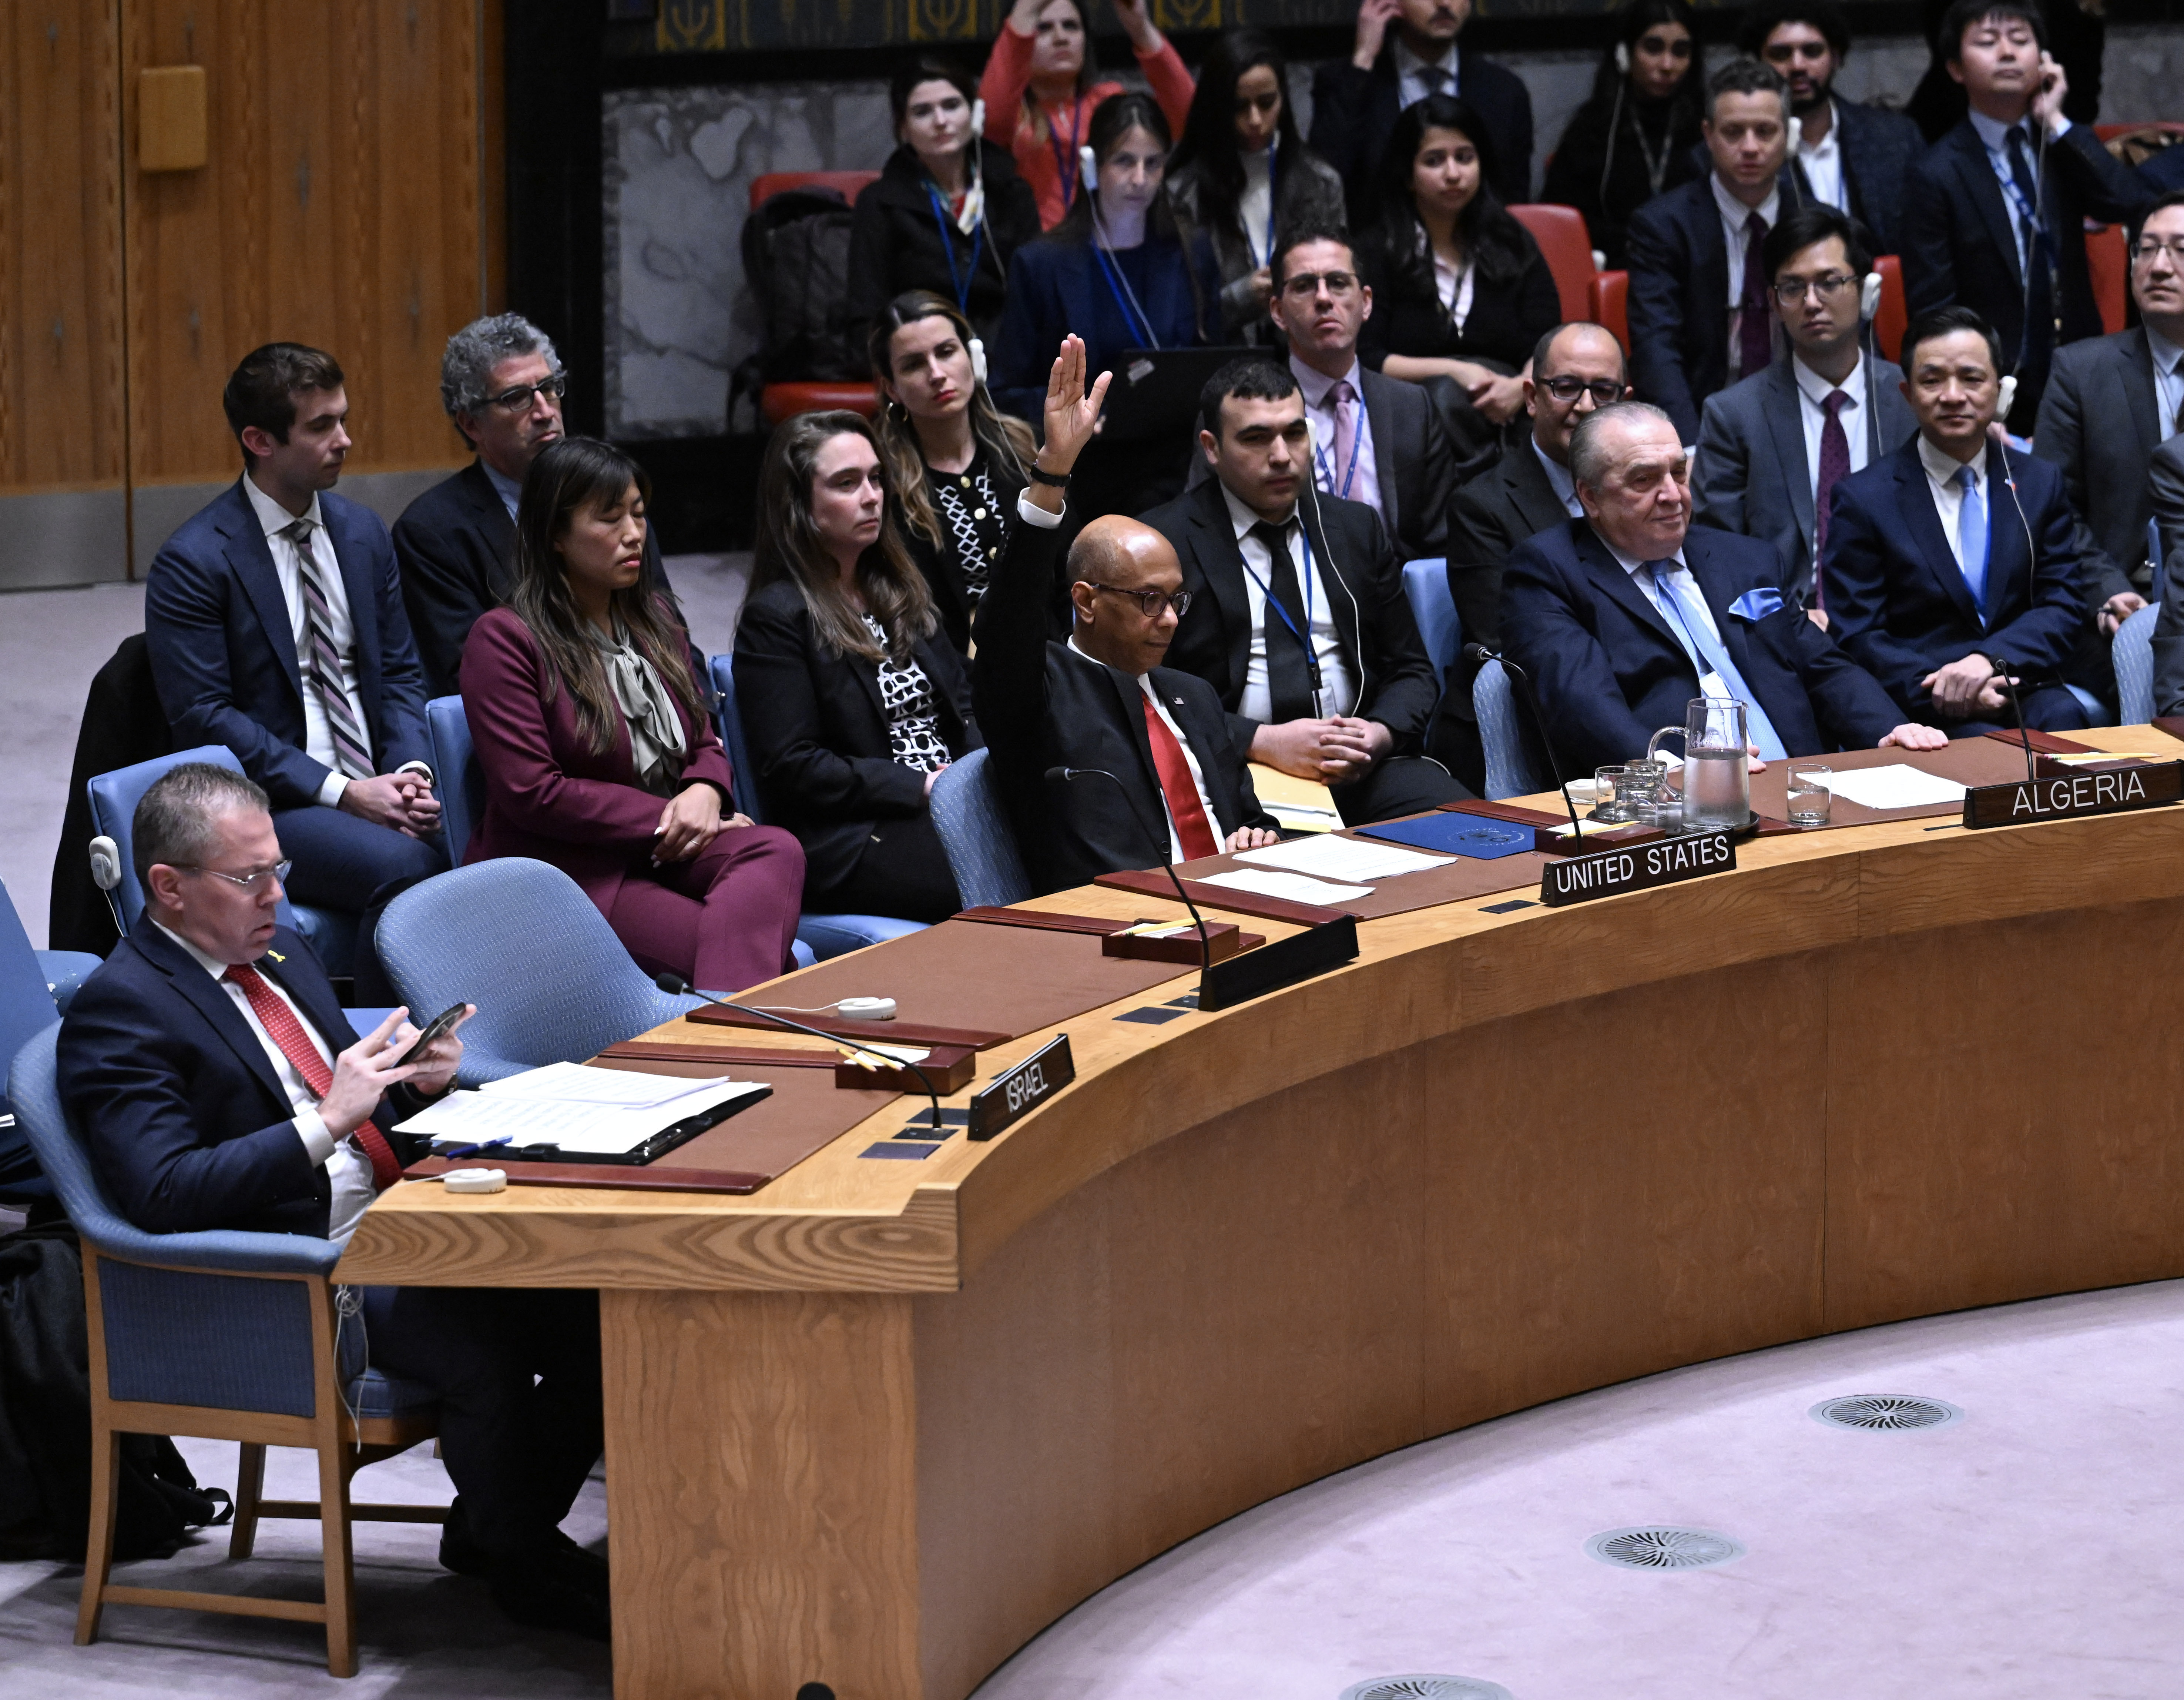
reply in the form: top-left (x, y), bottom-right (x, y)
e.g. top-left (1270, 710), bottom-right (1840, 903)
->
top-left (1542, 0), bottom-right (1707, 271)
top-left (849, 58), bottom-right (1043, 354)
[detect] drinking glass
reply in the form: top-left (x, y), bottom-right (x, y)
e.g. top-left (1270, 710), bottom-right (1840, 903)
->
top-left (1785, 762), bottom-right (1833, 826)
top-left (1591, 765), bottom-right (1631, 823)
top-left (1620, 758), bottom-right (1668, 826)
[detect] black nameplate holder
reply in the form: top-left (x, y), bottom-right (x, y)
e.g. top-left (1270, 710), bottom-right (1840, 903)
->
top-left (1539, 830), bottom-right (1737, 907)
top-left (1960, 761), bottom-right (2184, 830)
top-left (967, 1034), bottom-right (1076, 1142)
top-left (1198, 916), bottom-right (1359, 1011)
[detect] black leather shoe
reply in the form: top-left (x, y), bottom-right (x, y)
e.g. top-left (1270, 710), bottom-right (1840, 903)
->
top-left (442, 1499), bottom-right (607, 1582)
top-left (488, 1543), bottom-right (611, 1643)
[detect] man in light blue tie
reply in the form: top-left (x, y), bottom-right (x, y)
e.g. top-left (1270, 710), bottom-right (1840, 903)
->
top-left (1500, 400), bottom-right (1943, 778)
top-left (1821, 306), bottom-right (2095, 734)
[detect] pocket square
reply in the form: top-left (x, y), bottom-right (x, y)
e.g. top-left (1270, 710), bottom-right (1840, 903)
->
top-left (1728, 588), bottom-right (1785, 622)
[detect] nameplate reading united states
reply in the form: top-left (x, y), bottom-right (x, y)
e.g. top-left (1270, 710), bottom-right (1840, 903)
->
top-left (1960, 761), bottom-right (2184, 830)
top-left (967, 1034), bottom-right (1075, 1142)
top-left (1539, 830), bottom-right (1737, 907)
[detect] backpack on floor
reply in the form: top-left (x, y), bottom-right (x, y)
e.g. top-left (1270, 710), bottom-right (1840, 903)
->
top-left (729, 185), bottom-right (863, 425)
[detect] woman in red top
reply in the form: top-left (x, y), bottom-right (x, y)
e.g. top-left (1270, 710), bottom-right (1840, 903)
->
top-left (980, 0), bottom-right (1194, 230)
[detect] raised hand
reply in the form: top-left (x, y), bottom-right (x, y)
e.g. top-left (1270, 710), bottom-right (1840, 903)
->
top-left (1039, 334), bottom-right (1113, 477)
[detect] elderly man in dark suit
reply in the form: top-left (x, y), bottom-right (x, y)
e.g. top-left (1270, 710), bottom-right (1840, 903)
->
top-left (1309, 0), bottom-right (1533, 210)
top-left (1696, 205), bottom-right (1916, 611)
top-left (392, 314), bottom-right (684, 697)
top-left (1822, 308), bottom-right (2092, 733)
top-left (1899, 0), bottom-right (2146, 433)
top-left (55, 762), bottom-right (607, 1639)
top-left (1503, 401), bottom-right (1940, 777)
top-left (145, 343), bottom-right (444, 1003)
top-left (1739, 0), bottom-right (1925, 255)
top-left (1141, 356), bottom-right (1464, 825)
top-left (973, 338), bottom-right (1279, 895)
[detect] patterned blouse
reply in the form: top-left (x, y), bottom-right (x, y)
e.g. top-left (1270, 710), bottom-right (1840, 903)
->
top-left (925, 450), bottom-right (1010, 608)
top-left (860, 615), bottom-right (950, 774)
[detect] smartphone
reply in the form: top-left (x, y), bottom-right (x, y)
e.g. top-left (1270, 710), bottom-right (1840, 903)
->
top-left (401, 1002), bottom-right (470, 1059)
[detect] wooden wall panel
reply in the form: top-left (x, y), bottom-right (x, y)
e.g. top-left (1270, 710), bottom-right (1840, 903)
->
top-left (122, 0), bottom-right (484, 488)
top-left (0, 1), bottom-right (126, 493)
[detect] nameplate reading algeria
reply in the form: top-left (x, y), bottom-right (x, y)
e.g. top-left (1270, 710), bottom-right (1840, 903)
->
top-left (1960, 761), bottom-right (2184, 830)
top-left (1539, 830), bottom-right (1737, 907)
top-left (968, 1034), bottom-right (1077, 1142)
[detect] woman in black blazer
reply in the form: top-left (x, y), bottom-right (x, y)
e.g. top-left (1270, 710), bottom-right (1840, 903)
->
top-left (868, 290), bottom-right (1037, 654)
top-left (734, 411), bottom-right (979, 923)
top-left (1357, 94), bottom-right (1562, 428)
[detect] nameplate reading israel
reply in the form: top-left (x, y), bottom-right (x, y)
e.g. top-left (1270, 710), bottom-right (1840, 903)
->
top-left (1539, 830), bottom-right (1737, 907)
top-left (1960, 760), bottom-right (2184, 830)
top-left (968, 1034), bottom-right (1076, 1142)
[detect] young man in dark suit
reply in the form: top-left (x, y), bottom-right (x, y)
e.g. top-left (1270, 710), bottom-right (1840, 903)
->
top-left (392, 314), bottom-right (684, 698)
top-left (1899, 0), bottom-right (2146, 433)
top-left (1822, 307), bottom-right (2093, 733)
top-left (55, 763), bottom-right (607, 1638)
top-left (1309, 0), bottom-right (1533, 210)
top-left (1140, 357), bottom-right (1465, 825)
top-left (972, 337), bottom-right (1279, 896)
top-left (1627, 58), bottom-right (1803, 445)
top-left (1740, 0), bottom-right (1926, 255)
top-left (1695, 205), bottom-right (1917, 610)
top-left (145, 344), bottom-right (445, 1003)
top-left (1502, 401), bottom-right (1941, 777)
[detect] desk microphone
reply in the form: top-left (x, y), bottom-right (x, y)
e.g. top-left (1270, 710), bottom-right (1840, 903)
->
top-left (1462, 644), bottom-right (1588, 842)
top-left (652, 973), bottom-right (943, 1135)
top-left (1987, 650), bottom-right (2038, 783)
top-left (1046, 764), bottom-right (1215, 982)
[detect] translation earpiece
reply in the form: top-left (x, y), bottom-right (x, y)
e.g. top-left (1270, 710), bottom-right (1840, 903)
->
top-left (1080, 144), bottom-right (1099, 195)
top-left (1996, 374), bottom-right (2019, 419)
top-left (88, 834), bottom-right (121, 893)
top-left (1614, 41), bottom-right (1631, 74)
top-left (1859, 272), bottom-right (1882, 321)
top-left (969, 336), bottom-right (989, 384)
top-left (970, 97), bottom-right (986, 136)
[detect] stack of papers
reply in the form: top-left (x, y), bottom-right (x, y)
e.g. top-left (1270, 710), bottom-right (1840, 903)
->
top-left (397, 1062), bottom-right (769, 1156)
top-left (1813, 765), bottom-right (1968, 810)
top-left (1200, 868), bottom-right (1374, 905)
top-left (1233, 834), bottom-right (1453, 882)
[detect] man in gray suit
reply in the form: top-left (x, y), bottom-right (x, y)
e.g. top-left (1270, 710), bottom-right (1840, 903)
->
top-left (1695, 205), bottom-right (1913, 617)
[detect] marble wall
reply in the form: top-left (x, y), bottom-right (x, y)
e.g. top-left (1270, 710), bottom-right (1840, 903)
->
top-left (603, 26), bottom-right (2184, 441)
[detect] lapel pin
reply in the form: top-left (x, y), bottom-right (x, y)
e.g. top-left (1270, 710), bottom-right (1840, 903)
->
top-left (266, 949), bottom-right (287, 963)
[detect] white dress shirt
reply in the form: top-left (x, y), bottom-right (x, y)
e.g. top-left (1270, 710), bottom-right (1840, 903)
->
top-left (1791, 352), bottom-right (1872, 496)
top-left (1799, 103), bottom-right (1846, 211)
top-left (1916, 432), bottom-right (1989, 570)
top-left (1221, 484), bottom-right (1359, 725)
top-left (1967, 107), bottom-right (2070, 277)
top-left (1394, 36), bottom-right (1458, 111)
top-left (244, 476), bottom-right (372, 809)
top-left (152, 921), bottom-right (375, 1246)
top-left (1239, 145), bottom-right (1275, 268)
top-left (2149, 325), bottom-right (2184, 445)
top-left (1533, 439), bottom-right (1583, 517)
top-left (1291, 354), bottom-right (1383, 521)
top-left (1432, 250), bottom-right (1477, 333)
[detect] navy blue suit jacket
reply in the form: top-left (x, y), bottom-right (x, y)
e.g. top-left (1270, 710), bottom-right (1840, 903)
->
top-left (56, 918), bottom-right (426, 1238)
top-left (1308, 42), bottom-right (1533, 212)
top-left (1820, 437), bottom-right (2089, 713)
top-left (1831, 98), bottom-right (1927, 258)
top-left (147, 478), bottom-right (433, 810)
top-left (990, 234), bottom-right (1218, 425)
top-left (1502, 520), bottom-right (1905, 777)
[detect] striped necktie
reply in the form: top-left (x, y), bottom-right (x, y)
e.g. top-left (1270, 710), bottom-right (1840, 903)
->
top-left (284, 519), bottom-right (373, 780)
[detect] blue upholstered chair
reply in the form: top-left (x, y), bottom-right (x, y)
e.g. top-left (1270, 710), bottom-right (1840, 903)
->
top-left (424, 695), bottom-right (485, 866)
top-left (707, 653), bottom-right (929, 958)
top-left (376, 857), bottom-right (709, 1084)
top-left (7, 1024), bottom-right (444, 1677)
top-left (87, 744), bottom-right (356, 978)
top-left (2114, 601), bottom-right (2160, 727)
top-left (0, 880), bottom-right (98, 1205)
top-left (1401, 558), bottom-right (1460, 692)
top-left (929, 749), bottom-right (1034, 908)
top-left (1474, 660), bottom-right (1549, 800)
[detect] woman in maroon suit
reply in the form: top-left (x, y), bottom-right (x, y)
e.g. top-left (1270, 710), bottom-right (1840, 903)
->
top-left (461, 438), bottom-right (804, 992)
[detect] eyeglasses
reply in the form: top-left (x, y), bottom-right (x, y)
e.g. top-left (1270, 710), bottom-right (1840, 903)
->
top-left (480, 373), bottom-right (567, 412)
top-left (2132, 237), bottom-right (2184, 266)
top-left (1084, 583), bottom-right (1194, 619)
top-left (1771, 272), bottom-right (1859, 304)
top-left (1537, 376), bottom-right (1626, 406)
top-left (180, 860), bottom-right (292, 895)
top-left (1278, 270), bottom-right (1359, 299)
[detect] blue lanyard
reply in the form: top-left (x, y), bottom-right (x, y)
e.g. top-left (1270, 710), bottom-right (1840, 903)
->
top-left (1312, 396), bottom-right (1366, 502)
top-left (1046, 101), bottom-right (1086, 212)
top-left (923, 182), bottom-right (985, 315)
top-left (1092, 243), bottom-right (1159, 349)
top-left (1238, 521), bottom-right (1322, 695)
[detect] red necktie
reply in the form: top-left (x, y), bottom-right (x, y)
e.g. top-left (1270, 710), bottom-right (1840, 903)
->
top-left (1140, 694), bottom-right (1220, 862)
top-left (1812, 388), bottom-right (1851, 611)
top-left (225, 963), bottom-right (402, 1192)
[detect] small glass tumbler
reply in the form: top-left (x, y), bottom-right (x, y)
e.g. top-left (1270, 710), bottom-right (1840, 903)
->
top-left (1785, 762), bottom-right (1833, 827)
top-left (1620, 758), bottom-right (1668, 827)
top-left (1590, 765), bottom-right (1631, 823)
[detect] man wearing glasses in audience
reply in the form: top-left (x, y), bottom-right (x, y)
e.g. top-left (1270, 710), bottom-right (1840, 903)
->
top-left (1696, 205), bottom-right (1914, 621)
top-left (393, 314), bottom-right (688, 697)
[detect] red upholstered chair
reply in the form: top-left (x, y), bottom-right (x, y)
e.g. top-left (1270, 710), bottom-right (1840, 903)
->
top-left (1588, 270), bottom-right (1629, 351)
top-left (2087, 225), bottom-right (2129, 335)
top-left (1508, 204), bottom-right (1597, 324)
top-left (1872, 255), bottom-right (1908, 363)
top-left (747, 170), bottom-right (879, 212)
top-left (749, 171), bottom-right (883, 426)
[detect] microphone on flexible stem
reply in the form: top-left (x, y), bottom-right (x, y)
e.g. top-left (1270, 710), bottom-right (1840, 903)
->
top-left (1046, 764), bottom-right (1214, 983)
top-left (1987, 651), bottom-right (2038, 783)
top-left (652, 972), bottom-right (944, 1135)
top-left (1463, 643), bottom-right (1587, 842)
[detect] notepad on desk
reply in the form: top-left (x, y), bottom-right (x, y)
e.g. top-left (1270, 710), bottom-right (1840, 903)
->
top-left (398, 1072), bottom-right (772, 1159)
top-left (1814, 765), bottom-right (1969, 810)
top-left (1198, 869), bottom-right (1375, 905)
top-left (1233, 834), bottom-right (1453, 883)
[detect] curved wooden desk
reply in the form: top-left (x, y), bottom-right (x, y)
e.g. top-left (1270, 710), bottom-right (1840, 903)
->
top-left (338, 729), bottom-right (2184, 1699)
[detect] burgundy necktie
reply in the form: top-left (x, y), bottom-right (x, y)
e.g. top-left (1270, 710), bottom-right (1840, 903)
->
top-left (226, 963), bottom-right (403, 1192)
top-left (1738, 212), bottom-right (1773, 380)
top-left (1812, 388), bottom-right (1851, 610)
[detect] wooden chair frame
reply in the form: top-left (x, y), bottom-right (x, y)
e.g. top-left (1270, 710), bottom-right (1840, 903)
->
top-left (76, 1246), bottom-right (444, 1678)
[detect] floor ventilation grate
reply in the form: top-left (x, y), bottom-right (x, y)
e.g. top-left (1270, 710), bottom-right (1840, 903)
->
top-left (1585, 1526), bottom-right (1745, 1570)
top-left (1810, 1394), bottom-right (1964, 1432)
top-left (1339, 1679), bottom-right (1514, 1700)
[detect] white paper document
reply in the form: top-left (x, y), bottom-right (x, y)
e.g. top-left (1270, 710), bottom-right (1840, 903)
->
top-left (1814, 764), bottom-right (1968, 811)
top-left (476, 1060), bottom-right (728, 1110)
top-left (1232, 834), bottom-right (1451, 883)
top-left (395, 1079), bottom-right (769, 1155)
top-left (1199, 869), bottom-right (1375, 904)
